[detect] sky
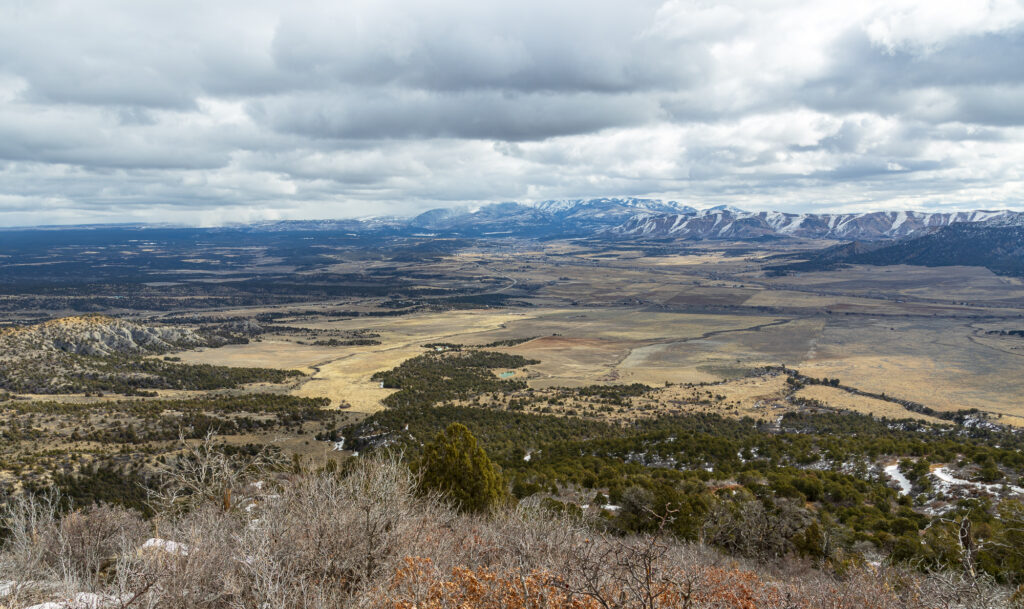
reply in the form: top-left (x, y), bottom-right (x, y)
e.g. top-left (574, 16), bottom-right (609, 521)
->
top-left (1, 0), bottom-right (1024, 226)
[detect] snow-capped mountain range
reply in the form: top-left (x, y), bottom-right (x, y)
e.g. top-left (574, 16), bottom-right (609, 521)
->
top-left (233, 198), bottom-right (1023, 241)
top-left (394, 198), bottom-right (1023, 241)
top-left (610, 208), bottom-right (1019, 240)
top-left (405, 198), bottom-right (697, 236)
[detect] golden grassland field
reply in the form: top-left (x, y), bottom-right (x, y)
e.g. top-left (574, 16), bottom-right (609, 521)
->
top-left (134, 239), bottom-right (1024, 426)
top-left (9, 240), bottom-right (1024, 426)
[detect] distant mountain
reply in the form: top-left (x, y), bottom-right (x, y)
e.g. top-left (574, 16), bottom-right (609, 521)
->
top-left (767, 224), bottom-right (1024, 277)
top-left (705, 204), bottom-right (748, 214)
top-left (526, 197), bottom-right (697, 216)
top-left (406, 197), bottom-right (698, 237)
top-left (5, 198), bottom-right (1021, 242)
top-left (609, 209), bottom-right (1021, 241)
top-left (247, 203), bottom-right (1023, 240)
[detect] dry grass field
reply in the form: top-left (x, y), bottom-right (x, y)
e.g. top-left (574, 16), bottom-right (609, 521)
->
top-left (9, 239), bottom-right (1024, 426)
top-left (453, 371), bottom-right (874, 424)
top-left (172, 339), bottom-right (340, 373)
top-left (129, 241), bottom-right (1024, 425)
top-left (794, 385), bottom-right (948, 424)
top-left (145, 302), bottom-right (1023, 425)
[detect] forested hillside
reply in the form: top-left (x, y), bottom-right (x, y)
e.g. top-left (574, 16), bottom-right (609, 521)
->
top-left (770, 224), bottom-right (1024, 276)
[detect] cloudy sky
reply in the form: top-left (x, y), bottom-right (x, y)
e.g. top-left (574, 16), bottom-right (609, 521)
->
top-left (1, 0), bottom-right (1023, 226)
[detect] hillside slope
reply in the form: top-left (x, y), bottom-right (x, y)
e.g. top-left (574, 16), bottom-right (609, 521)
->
top-left (0, 314), bottom-right (210, 356)
top-left (610, 209), bottom-right (1021, 241)
top-left (0, 315), bottom-right (295, 394)
top-left (768, 224), bottom-right (1024, 276)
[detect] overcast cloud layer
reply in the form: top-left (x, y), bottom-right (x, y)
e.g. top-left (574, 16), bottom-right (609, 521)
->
top-left (1, 0), bottom-right (1024, 226)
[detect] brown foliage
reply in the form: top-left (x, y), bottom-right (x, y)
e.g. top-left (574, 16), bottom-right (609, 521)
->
top-left (1, 456), bottom-right (1014, 609)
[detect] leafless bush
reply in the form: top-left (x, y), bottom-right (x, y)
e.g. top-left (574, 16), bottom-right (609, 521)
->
top-left (148, 432), bottom-right (280, 516)
top-left (0, 492), bottom-right (66, 606)
top-left (3, 454), bottom-right (1019, 609)
top-left (484, 501), bottom-right (591, 574)
top-left (54, 504), bottom-right (147, 588)
top-left (914, 568), bottom-right (1013, 609)
top-left (701, 496), bottom-right (810, 561)
top-left (127, 504), bottom-right (247, 609)
top-left (230, 453), bottom-right (450, 608)
top-left (0, 494), bottom-right (146, 607)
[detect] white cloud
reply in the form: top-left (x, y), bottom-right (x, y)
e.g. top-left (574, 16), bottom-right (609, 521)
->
top-left (0, 0), bottom-right (1022, 225)
top-left (865, 0), bottom-right (1024, 54)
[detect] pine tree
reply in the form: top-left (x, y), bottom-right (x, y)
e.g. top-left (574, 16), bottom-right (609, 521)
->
top-left (415, 422), bottom-right (508, 512)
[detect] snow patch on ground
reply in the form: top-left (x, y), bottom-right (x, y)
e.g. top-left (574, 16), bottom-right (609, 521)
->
top-left (141, 537), bottom-right (190, 556)
top-left (21, 592), bottom-right (117, 609)
top-left (884, 463), bottom-right (914, 496)
top-left (931, 467), bottom-right (1024, 496)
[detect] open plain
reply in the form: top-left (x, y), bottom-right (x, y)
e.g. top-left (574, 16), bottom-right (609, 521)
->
top-left (140, 239), bottom-right (1024, 424)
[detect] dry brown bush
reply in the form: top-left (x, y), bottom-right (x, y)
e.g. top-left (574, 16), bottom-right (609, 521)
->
top-left (1, 455), bottom-right (1015, 609)
top-left (0, 494), bottom-right (147, 607)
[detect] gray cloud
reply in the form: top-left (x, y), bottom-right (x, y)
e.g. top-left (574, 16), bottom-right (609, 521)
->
top-left (0, 0), bottom-right (1023, 226)
top-left (252, 89), bottom-right (662, 140)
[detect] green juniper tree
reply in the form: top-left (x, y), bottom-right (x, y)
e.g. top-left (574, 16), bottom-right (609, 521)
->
top-left (415, 422), bottom-right (508, 513)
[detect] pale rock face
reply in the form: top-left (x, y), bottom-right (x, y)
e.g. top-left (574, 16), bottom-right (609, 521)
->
top-left (0, 315), bottom-right (211, 356)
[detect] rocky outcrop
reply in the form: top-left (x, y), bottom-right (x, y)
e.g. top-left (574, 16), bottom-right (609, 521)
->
top-left (0, 315), bottom-right (211, 357)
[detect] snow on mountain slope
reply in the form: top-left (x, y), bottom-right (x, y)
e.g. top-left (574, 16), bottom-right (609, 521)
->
top-left (526, 198), bottom-right (698, 216)
top-left (259, 199), bottom-right (1023, 241)
top-left (406, 198), bottom-right (701, 236)
top-left (610, 209), bottom-right (1024, 240)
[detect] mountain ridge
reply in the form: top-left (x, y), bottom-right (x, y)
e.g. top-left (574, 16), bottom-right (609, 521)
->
top-left (610, 208), bottom-right (1021, 241)
top-left (399, 199), bottom-right (1024, 240)
top-left (2, 198), bottom-right (1022, 241)
top-left (766, 224), bottom-right (1024, 277)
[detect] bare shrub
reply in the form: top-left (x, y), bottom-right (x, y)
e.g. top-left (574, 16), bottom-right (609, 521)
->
top-left (3, 454), bottom-right (1018, 609)
top-left (230, 453), bottom-right (451, 608)
top-left (54, 503), bottom-right (147, 588)
top-left (148, 432), bottom-right (280, 516)
top-left (126, 504), bottom-right (248, 609)
top-left (701, 496), bottom-right (810, 561)
top-left (0, 494), bottom-right (146, 606)
top-left (0, 492), bottom-right (67, 606)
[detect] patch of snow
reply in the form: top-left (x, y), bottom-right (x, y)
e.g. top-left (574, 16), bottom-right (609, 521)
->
top-left (601, 504), bottom-right (621, 511)
top-left (931, 467), bottom-right (1024, 496)
top-left (22, 592), bottom-right (117, 609)
top-left (884, 463), bottom-right (913, 496)
top-left (892, 210), bottom-right (909, 232)
top-left (141, 537), bottom-right (190, 556)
